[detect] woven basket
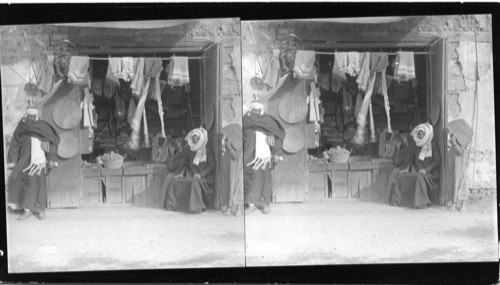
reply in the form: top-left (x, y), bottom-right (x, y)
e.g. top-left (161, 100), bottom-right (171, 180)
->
top-left (328, 152), bottom-right (350, 163)
top-left (102, 158), bottom-right (124, 169)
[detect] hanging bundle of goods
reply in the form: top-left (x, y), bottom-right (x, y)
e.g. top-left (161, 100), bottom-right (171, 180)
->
top-left (326, 145), bottom-right (351, 163)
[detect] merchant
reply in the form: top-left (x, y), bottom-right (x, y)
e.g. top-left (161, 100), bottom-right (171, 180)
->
top-left (387, 132), bottom-right (415, 204)
top-left (243, 102), bottom-right (285, 214)
top-left (220, 123), bottom-right (244, 216)
top-left (6, 108), bottom-right (60, 220)
top-left (164, 127), bottom-right (215, 213)
top-left (160, 137), bottom-right (188, 209)
top-left (389, 123), bottom-right (440, 209)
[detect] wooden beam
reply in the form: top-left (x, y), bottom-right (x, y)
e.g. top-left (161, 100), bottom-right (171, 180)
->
top-left (77, 46), bottom-right (206, 56)
top-left (303, 41), bottom-right (432, 50)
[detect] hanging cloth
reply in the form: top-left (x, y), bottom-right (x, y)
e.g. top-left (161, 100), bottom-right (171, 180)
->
top-left (120, 57), bottom-right (136, 82)
top-left (103, 81), bottom-right (116, 99)
top-left (168, 56), bottom-right (190, 86)
top-left (307, 82), bottom-right (322, 124)
top-left (346, 52), bottom-right (360, 77)
top-left (318, 72), bottom-right (330, 92)
top-left (67, 56), bottom-right (90, 85)
top-left (155, 77), bottom-right (166, 138)
top-left (142, 107), bottom-right (150, 148)
top-left (368, 100), bottom-right (376, 143)
top-left (293, 50), bottom-right (316, 79)
top-left (38, 55), bottom-right (55, 95)
top-left (394, 51), bottom-right (416, 81)
top-left (263, 49), bottom-right (281, 88)
top-left (332, 52), bottom-right (347, 81)
top-left (330, 74), bottom-right (343, 93)
top-left (356, 52), bottom-right (371, 92)
top-left (127, 98), bottom-right (136, 127)
top-left (53, 54), bottom-right (71, 82)
top-left (143, 57), bottom-right (166, 138)
top-left (128, 77), bottom-right (151, 150)
top-left (90, 60), bottom-right (107, 96)
top-left (354, 91), bottom-right (363, 117)
top-left (82, 87), bottom-right (93, 128)
top-left (130, 57), bottom-right (145, 98)
top-left (106, 57), bottom-right (121, 87)
top-left (353, 53), bottom-right (392, 145)
top-left (144, 58), bottom-right (163, 100)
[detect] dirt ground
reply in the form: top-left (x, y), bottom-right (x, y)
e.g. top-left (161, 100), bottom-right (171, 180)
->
top-left (245, 195), bottom-right (498, 266)
top-left (6, 195), bottom-right (498, 273)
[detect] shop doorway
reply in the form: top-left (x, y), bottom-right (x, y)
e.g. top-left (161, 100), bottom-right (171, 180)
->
top-left (45, 43), bottom-right (222, 208)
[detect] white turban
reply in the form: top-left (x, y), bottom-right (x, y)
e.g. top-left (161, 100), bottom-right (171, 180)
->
top-left (185, 127), bottom-right (208, 165)
top-left (24, 108), bottom-right (39, 121)
top-left (411, 123), bottom-right (434, 161)
top-left (249, 102), bottom-right (265, 115)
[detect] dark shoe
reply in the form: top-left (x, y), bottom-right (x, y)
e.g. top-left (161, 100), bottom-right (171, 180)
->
top-left (245, 204), bottom-right (257, 215)
top-left (18, 210), bottom-right (32, 220)
top-left (261, 206), bottom-right (271, 214)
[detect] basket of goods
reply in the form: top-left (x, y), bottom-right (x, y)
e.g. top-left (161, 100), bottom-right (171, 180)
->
top-left (101, 151), bottom-right (125, 169)
top-left (327, 146), bottom-right (351, 163)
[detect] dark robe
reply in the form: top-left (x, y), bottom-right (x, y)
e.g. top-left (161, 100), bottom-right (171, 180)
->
top-left (386, 136), bottom-right (414, 198)
top-left (164, 147), bottom-right (215, 213)
top-left (243, 113), bottom-right (285, 208)
top-left (160, 146), bottom-right (188, 209)
top-left (7, 119), bottom-right (60, 212)
top-left (389, 141), bottom-right (440, 209)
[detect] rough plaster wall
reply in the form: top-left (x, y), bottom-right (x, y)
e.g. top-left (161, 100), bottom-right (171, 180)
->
top-left (188, 19), bottom-right (242, 127)
top-left (448, 41), bottom-right (495, 189)
top-left (220, 37), bottom-right (242, 128)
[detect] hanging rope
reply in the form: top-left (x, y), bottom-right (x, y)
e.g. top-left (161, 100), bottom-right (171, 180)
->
top-left (470, 20), bottom-right (480, 189)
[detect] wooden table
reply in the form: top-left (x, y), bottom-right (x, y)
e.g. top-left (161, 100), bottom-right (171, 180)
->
top-left (348, 157), bottom-right (393, 203)
top-left (307, 156), bottom-right (393, 203)
top-left (80, 165), bottom-right (168, 207)
top-left (306, 160), bottom-right (328, 201)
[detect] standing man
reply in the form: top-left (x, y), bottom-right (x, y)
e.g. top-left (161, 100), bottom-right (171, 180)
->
top-left (445, 119), bottom-right (473, 212)
top-left (243, 102), bottom-right (285, 214)
top-left (7, 108), bottom-right (60, 220)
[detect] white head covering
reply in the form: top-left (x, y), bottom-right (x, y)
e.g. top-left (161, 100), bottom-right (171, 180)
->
top-left (249, 102), bottom-right (265, 115)
top-left (411, 123), bottom-right (434, 161)
top-left (24, 108), bottom-right (39, 121)
top-left (185, 127), bottom-right (208, 165)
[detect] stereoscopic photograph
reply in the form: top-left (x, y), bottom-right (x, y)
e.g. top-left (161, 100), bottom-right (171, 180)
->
top-left (1, 12), bottom-right (497, 278)
top-left (240, 15), bottom-right (496, 266)
top-left (1, 18), bottom-right (245, 272)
